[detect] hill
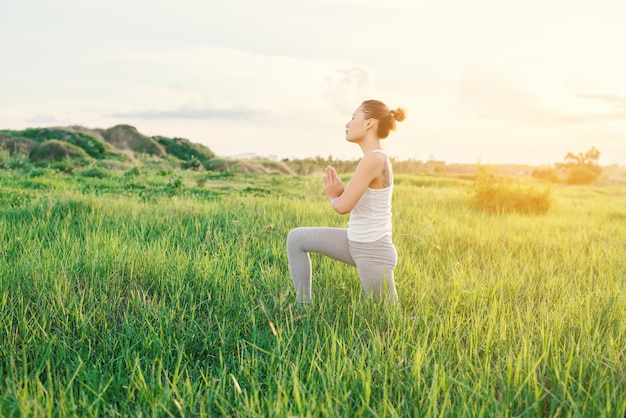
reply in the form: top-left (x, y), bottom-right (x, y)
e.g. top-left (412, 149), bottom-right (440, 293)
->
top-left (100, 125), bottom-right (166, 157)
top-left (0, 124), bottom-right (295, 175)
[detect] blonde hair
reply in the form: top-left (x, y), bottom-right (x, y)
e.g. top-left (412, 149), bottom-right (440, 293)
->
top-left (360, 99), bottom-right (406, 139)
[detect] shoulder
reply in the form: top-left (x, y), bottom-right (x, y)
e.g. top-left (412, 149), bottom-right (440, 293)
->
top-left (362, 150), bottom-right (388, 164)
top-left (355, 152), bottom-right (383, 172)
top-left (360, 151), bottom-right (387, 169)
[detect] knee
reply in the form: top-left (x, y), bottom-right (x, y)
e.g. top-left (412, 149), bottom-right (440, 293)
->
top-left (286, 228), bottom-right (304, 250)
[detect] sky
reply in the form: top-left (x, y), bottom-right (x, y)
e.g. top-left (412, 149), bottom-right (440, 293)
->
top-left (1, 0), bottom-right (625, 165)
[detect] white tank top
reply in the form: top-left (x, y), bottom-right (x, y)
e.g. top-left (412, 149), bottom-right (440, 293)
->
top-left (347, 150), bottom-right (393, 242)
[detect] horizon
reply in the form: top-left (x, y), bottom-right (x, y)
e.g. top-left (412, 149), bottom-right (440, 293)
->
top-left (4, 122), bottom-right (624, 169)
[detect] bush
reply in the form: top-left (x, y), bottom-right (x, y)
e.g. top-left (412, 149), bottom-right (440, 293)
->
top-left (165, 175), bottom-right (184, 196)
top-left (532, 167), bottom-right (561, 183)
top-left (79, 166), bottom-right (110, 178)
top-left (48, 160), bottom-right (79, 174)
top-left (182, 157), bottom-right (203, 171)
top-left (566, 166), bottom-right (599, 185)
top-left (102, 125), bottom-right (166, 157)
top-left (204, 159), bottom-right (231, 172)
top-left (0, 145), bottom-right (8, 169)
top-left (8, 128), bottom-right (107, 159)
top-left (8, 155), bottom-right (31, 171)
top-left (28, 168), bottom-right (48, 177)
top-left (30, 140), bottom-right (91, 163)
top-left (154, 135), bottom-right (215, 163)
top-left (472, 168), bottom-right (551, 214)
top-left (124, 166), bottom-right (142, 177)
top-left (0, 142), bottom-right (31, 171)
top-left (0, 135), bottom-right (39, 156)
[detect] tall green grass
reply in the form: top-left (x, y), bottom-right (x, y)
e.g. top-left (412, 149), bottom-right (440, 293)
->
top-left (0, 169), bottom-right (624, 416)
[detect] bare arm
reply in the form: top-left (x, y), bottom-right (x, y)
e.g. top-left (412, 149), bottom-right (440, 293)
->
top-left (323, 153), bottom-right (385, 215)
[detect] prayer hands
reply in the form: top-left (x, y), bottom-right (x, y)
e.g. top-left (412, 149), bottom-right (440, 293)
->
top-left (323, 165), bottom-right (344, 201)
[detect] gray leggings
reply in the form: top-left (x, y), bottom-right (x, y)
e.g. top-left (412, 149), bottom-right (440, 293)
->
top-left (286, 227), bottom-right (398, 304)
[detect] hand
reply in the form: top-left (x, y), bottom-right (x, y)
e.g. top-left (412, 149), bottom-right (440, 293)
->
top-left (323, 165), bottom-right (344, 200)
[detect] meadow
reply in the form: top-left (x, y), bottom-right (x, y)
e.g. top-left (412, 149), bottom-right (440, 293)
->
top-left (0, 167), bottom-right (625, 417)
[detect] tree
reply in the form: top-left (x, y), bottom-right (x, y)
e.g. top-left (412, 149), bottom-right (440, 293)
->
top-left (558, 146), bottom-right (602, 185)
top-left (562, 146), bottom-right (601, 168)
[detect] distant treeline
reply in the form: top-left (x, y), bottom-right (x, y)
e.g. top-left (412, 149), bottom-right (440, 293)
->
top-left (2, 125), bottom-right (622, 185)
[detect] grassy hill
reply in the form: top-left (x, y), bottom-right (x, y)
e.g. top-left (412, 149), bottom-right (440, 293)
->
top-left (0, 124), bottom-right (294, 175)
top-left (100, 125), bottom-right (166, 157)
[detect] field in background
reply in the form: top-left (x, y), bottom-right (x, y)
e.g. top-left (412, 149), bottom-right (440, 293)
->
top-left (0, 168), bottom-right (625, 416)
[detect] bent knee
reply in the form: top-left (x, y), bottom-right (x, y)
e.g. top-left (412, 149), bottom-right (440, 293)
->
top-left (286, 227), bottom-right (305, 249)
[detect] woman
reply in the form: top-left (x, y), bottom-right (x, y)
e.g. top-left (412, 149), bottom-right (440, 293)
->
top-left (286, 99), bottom-right (406, 305)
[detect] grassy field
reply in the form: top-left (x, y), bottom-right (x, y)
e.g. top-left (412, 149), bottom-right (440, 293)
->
top-left (0, 167), bottom-right (625, 416)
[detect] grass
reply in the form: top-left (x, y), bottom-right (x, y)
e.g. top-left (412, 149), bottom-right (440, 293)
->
top-left (0, 168), bottom-right (625, 416)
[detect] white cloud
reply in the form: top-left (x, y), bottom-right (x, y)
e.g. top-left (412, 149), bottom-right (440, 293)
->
top-left (26, 115), bottom-right (71, 125)
top-left (108, 104), bottom-right (268, 121)
top-left (324, 68), bottom-right (372, 115)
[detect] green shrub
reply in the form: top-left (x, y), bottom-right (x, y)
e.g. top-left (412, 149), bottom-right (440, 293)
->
top-left (102, 125), bottom-right (166, 157)
top-left (472, 168), bottom-right (551, 214)
top-left (531, 167), bottom-right (561, 183)
top-left (124, 166), bottom-right (142, 177)
top-left (28, 168), bottom-right (48, 177)
top-left (30, 140), bottom-right (91, 162)
top-left (566, 166), bottom-right (599, 185)
top-left (182, 157), bottom-right (203, 170)
top-left (195, 178), bottom-right (206, 188)
top-left (204, 170), bottom-right (234, 180)
top-left (0, 134), bottom-right (39, 156)
top-left (48, 160), bottom-right (79, 173)
top-left (0, 145), bottom-right (8, 169)
top-left (204, 158), bottom-right (231, 172)
top-left (7, 128), bottom-right (107, 159)
top-left (154, 135), bottom-right (215, 163)
top-left (79, 166), bottom-right (110, 178)
top-left (0, 142), bottom-right (31, 171)
top-left (8, 156), bottom-right (31, 171)
top-left (165, 174), bottom-right (184, 196)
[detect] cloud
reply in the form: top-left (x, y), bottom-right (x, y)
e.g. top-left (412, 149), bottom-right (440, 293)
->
top-left (577, 93), bottom-right (626, 110)
top-left (456, 62), bottom-right (544, 121)
top-left (108, 104), bottom-right (267, 121)
top-left (551, 112), bottom-right (626, 124)
top-left (546, 93), bottom-right (626, 124)
top-left (324, 68), bottom-right (371, 115)
top-left (26, 114), bottom-right (71, 125)
top-left (457, 63), bottom-right (626, 126)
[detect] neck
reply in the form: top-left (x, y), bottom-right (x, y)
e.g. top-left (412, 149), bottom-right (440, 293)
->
top-left (357, 137), bottom-right (383, 155)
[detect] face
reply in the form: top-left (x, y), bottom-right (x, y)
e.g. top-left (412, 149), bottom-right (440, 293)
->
top-left (345, 106), bottom-right (371, 143)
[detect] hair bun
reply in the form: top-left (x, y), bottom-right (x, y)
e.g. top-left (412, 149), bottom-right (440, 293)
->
top-left (390, 107), bottom-right (406, 122)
